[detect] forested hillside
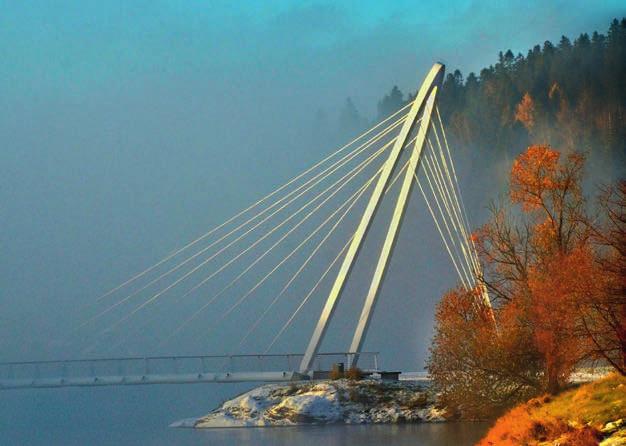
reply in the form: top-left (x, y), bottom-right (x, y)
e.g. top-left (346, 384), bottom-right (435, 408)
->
top-left (342, 18), bottom-right (626, 162)
top-left (437, 17), bottom-right (626, 158)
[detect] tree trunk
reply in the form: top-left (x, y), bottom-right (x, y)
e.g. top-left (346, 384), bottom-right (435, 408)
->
top-left (547, 375), bottom-right (560, 394)
top-left (618, 302), bottom-right (626, 376)
top-left (546, 362), bottom-right (561, 394)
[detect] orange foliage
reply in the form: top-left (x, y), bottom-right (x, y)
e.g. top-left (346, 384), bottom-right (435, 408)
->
top-left (345, 367), bottom-right (363, 381)
top-left (497, 146), bottom-right (592, 392)
top-left (427, 286), bottom-right (541, 418)
top-left (510, 145), bottom-right (561, 211)
top-left (515, 92), bottom-right (536, 131)
top-left (527, 246), bottom-right (600, 392)
top-left (532, 218), bottom-right (558, 252)
top-left (430, 145), bottom-right (621, 420)
top-left (478, 399), bottom-right (601, 446)
top-left (477, 400), bottom-right (566, 446)
top-left (477, 374), bottom-right (626, 446)
top-left (548, 82), bottom-right (561, 100)
top-left (509, 145), bottom-right (586, 254)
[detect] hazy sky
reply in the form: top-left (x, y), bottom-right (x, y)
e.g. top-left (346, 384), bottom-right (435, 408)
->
top-left (1, 1), bottom-right (624, 371)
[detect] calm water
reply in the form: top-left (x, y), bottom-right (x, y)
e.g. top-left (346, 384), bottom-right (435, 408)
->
top-left (0, 384), bottom-right (489, 445)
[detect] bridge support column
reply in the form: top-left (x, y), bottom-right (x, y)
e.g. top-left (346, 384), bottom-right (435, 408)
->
top-left (299, 63), bottom-right (445, 374)
top-left (349, 85), bottom-right (441, 368)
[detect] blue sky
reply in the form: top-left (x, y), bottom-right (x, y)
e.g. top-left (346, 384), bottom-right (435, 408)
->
top-left (2, 1), bottom-right (624, 112)
top-left (1, 1), bottom-right (624, 368)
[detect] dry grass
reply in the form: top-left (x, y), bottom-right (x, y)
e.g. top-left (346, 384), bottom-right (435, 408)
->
top-left (345, 367), bottom-right (363, 381)
top-left (477, 373), bottom-right (626, 445)
top-left (329, 368), bottom-right (344, 380)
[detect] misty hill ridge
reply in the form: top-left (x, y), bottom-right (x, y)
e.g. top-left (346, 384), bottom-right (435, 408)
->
top-left (330, 18), bottom-right (626, 161)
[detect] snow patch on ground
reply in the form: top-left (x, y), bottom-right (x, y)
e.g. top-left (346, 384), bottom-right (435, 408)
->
top-left (172, 379), bottom-right (447, 429)
top-left (570, 367), bottom-right (612, 383)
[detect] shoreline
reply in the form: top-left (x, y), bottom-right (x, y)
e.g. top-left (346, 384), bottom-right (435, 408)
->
top-left (171, 379), bottom-right (448, 429)
top-left (477, 373), bottom-right (625, 445)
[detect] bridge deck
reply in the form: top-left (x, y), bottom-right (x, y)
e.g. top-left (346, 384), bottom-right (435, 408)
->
top-left (1, 371), bottom-right (305, 389)
top-left (0, 352), bottom-right (378, 390)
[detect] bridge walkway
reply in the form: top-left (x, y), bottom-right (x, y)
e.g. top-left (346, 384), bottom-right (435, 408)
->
top-left (0, 352), bottom-right (379, 389)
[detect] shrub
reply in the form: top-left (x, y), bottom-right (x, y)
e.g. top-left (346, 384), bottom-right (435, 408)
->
top-left (406, 392), bottom-right (429, 409)
top-left (345, 367), bottom-right (363, 381)
top-left (348, 387), bottom-right (374, 404)
top-left (329, 367), bottom-right (344, 380)
top-left (286, 383), bottom-right (299, 396)
top-left (562, 426), bottom-right (603, 446)
top-left (348, 388), bottom-right (363, 403)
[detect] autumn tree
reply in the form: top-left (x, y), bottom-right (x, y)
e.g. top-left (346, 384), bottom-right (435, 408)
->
top-left (491, 145), bottom-right (589, 393)
top-left (429, 145), bottom-right (601, 415)
top-left (583, 181), bottom-right (626, 374)
top-left (515, 92), bottom-right (536, 133)
top-left (428, 286), bottom-right (542, 418)
top-left (477, 145), bottom-right (588, 299)
top-left (527, 247), bottom-right (599, 392)
top-left (423, 17), bottom-right (626, 417)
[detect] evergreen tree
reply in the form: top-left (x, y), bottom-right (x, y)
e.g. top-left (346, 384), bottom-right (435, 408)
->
top-left (376, 86), bottom-right (405, 121)
top-left (373, 17), bottom-right (626, 162)
top-left (338, 97), bottom-right (366, 137)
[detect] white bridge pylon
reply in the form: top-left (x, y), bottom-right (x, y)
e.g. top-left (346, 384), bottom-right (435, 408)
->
top-left (20, 62), bottom-right (492, 388)
top-left (299, 63), bottom-right (447, 373)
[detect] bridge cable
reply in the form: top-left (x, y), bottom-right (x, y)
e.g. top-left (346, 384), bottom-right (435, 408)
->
top-left (238, 157), bottom-right (413, 351)
top-left (435, 106), bottom-right (474, 243)
top-left (434, 107), bottom-right (484, 280)
top-left (416, 163), bottom-right (483, 309)
top-left (264, 234), bottom-right (354, 354)
top-left (420, 154), bottom-right (474, 288)
top-left (401, 139), bottom-right (470, 288)
top-left (413, 172), bottom-right (470, 289)
top-left (216, 157), bottom-right (414, 331)
top-left (263, 156), bottom-right (413, 354)
top-left (93, 134), bottom-right (398, 338)
top-left (86, 138), bottom-right (403, 353)
top-left (160, 149), bottom-right (392, 344)
top-left (92, 114), bottom-right (405, 312)
top-left (394, 111), bottom-right (474, 289)
top-left (426, 132), bottom-right (477, 282)
top-left (164, 131), bottom-right (401, 308)
top-left (424, 141), bottom-right (476, 285)
top-left (432, 110), bottom-right (491, 311)
top-left (110, 164), bottom-right (381, 354)
top-left (71, 119), bottom-right (406, 335)
top-left (91, 102), bottom-right (412, 305)
top-left (429, 122), bottom-right (481, 278)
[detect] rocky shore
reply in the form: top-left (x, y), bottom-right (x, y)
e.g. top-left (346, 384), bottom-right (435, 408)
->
top-left (171, 379), bottom-right (447, 428)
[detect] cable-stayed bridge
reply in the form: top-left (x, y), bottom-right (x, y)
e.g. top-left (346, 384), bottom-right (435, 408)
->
top-left (1, 63), bottom-right (492, 390)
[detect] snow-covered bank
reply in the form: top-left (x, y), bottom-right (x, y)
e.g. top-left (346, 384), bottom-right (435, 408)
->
top-left (171, 379), bottom-right (447, 428)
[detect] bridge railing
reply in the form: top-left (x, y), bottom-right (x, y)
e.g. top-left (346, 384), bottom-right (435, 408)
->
top-left (0, 352), bottom-right (379, 385)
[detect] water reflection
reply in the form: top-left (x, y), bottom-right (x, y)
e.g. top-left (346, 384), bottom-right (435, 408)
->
top-left (179, 422), bottom-right (489, 446)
